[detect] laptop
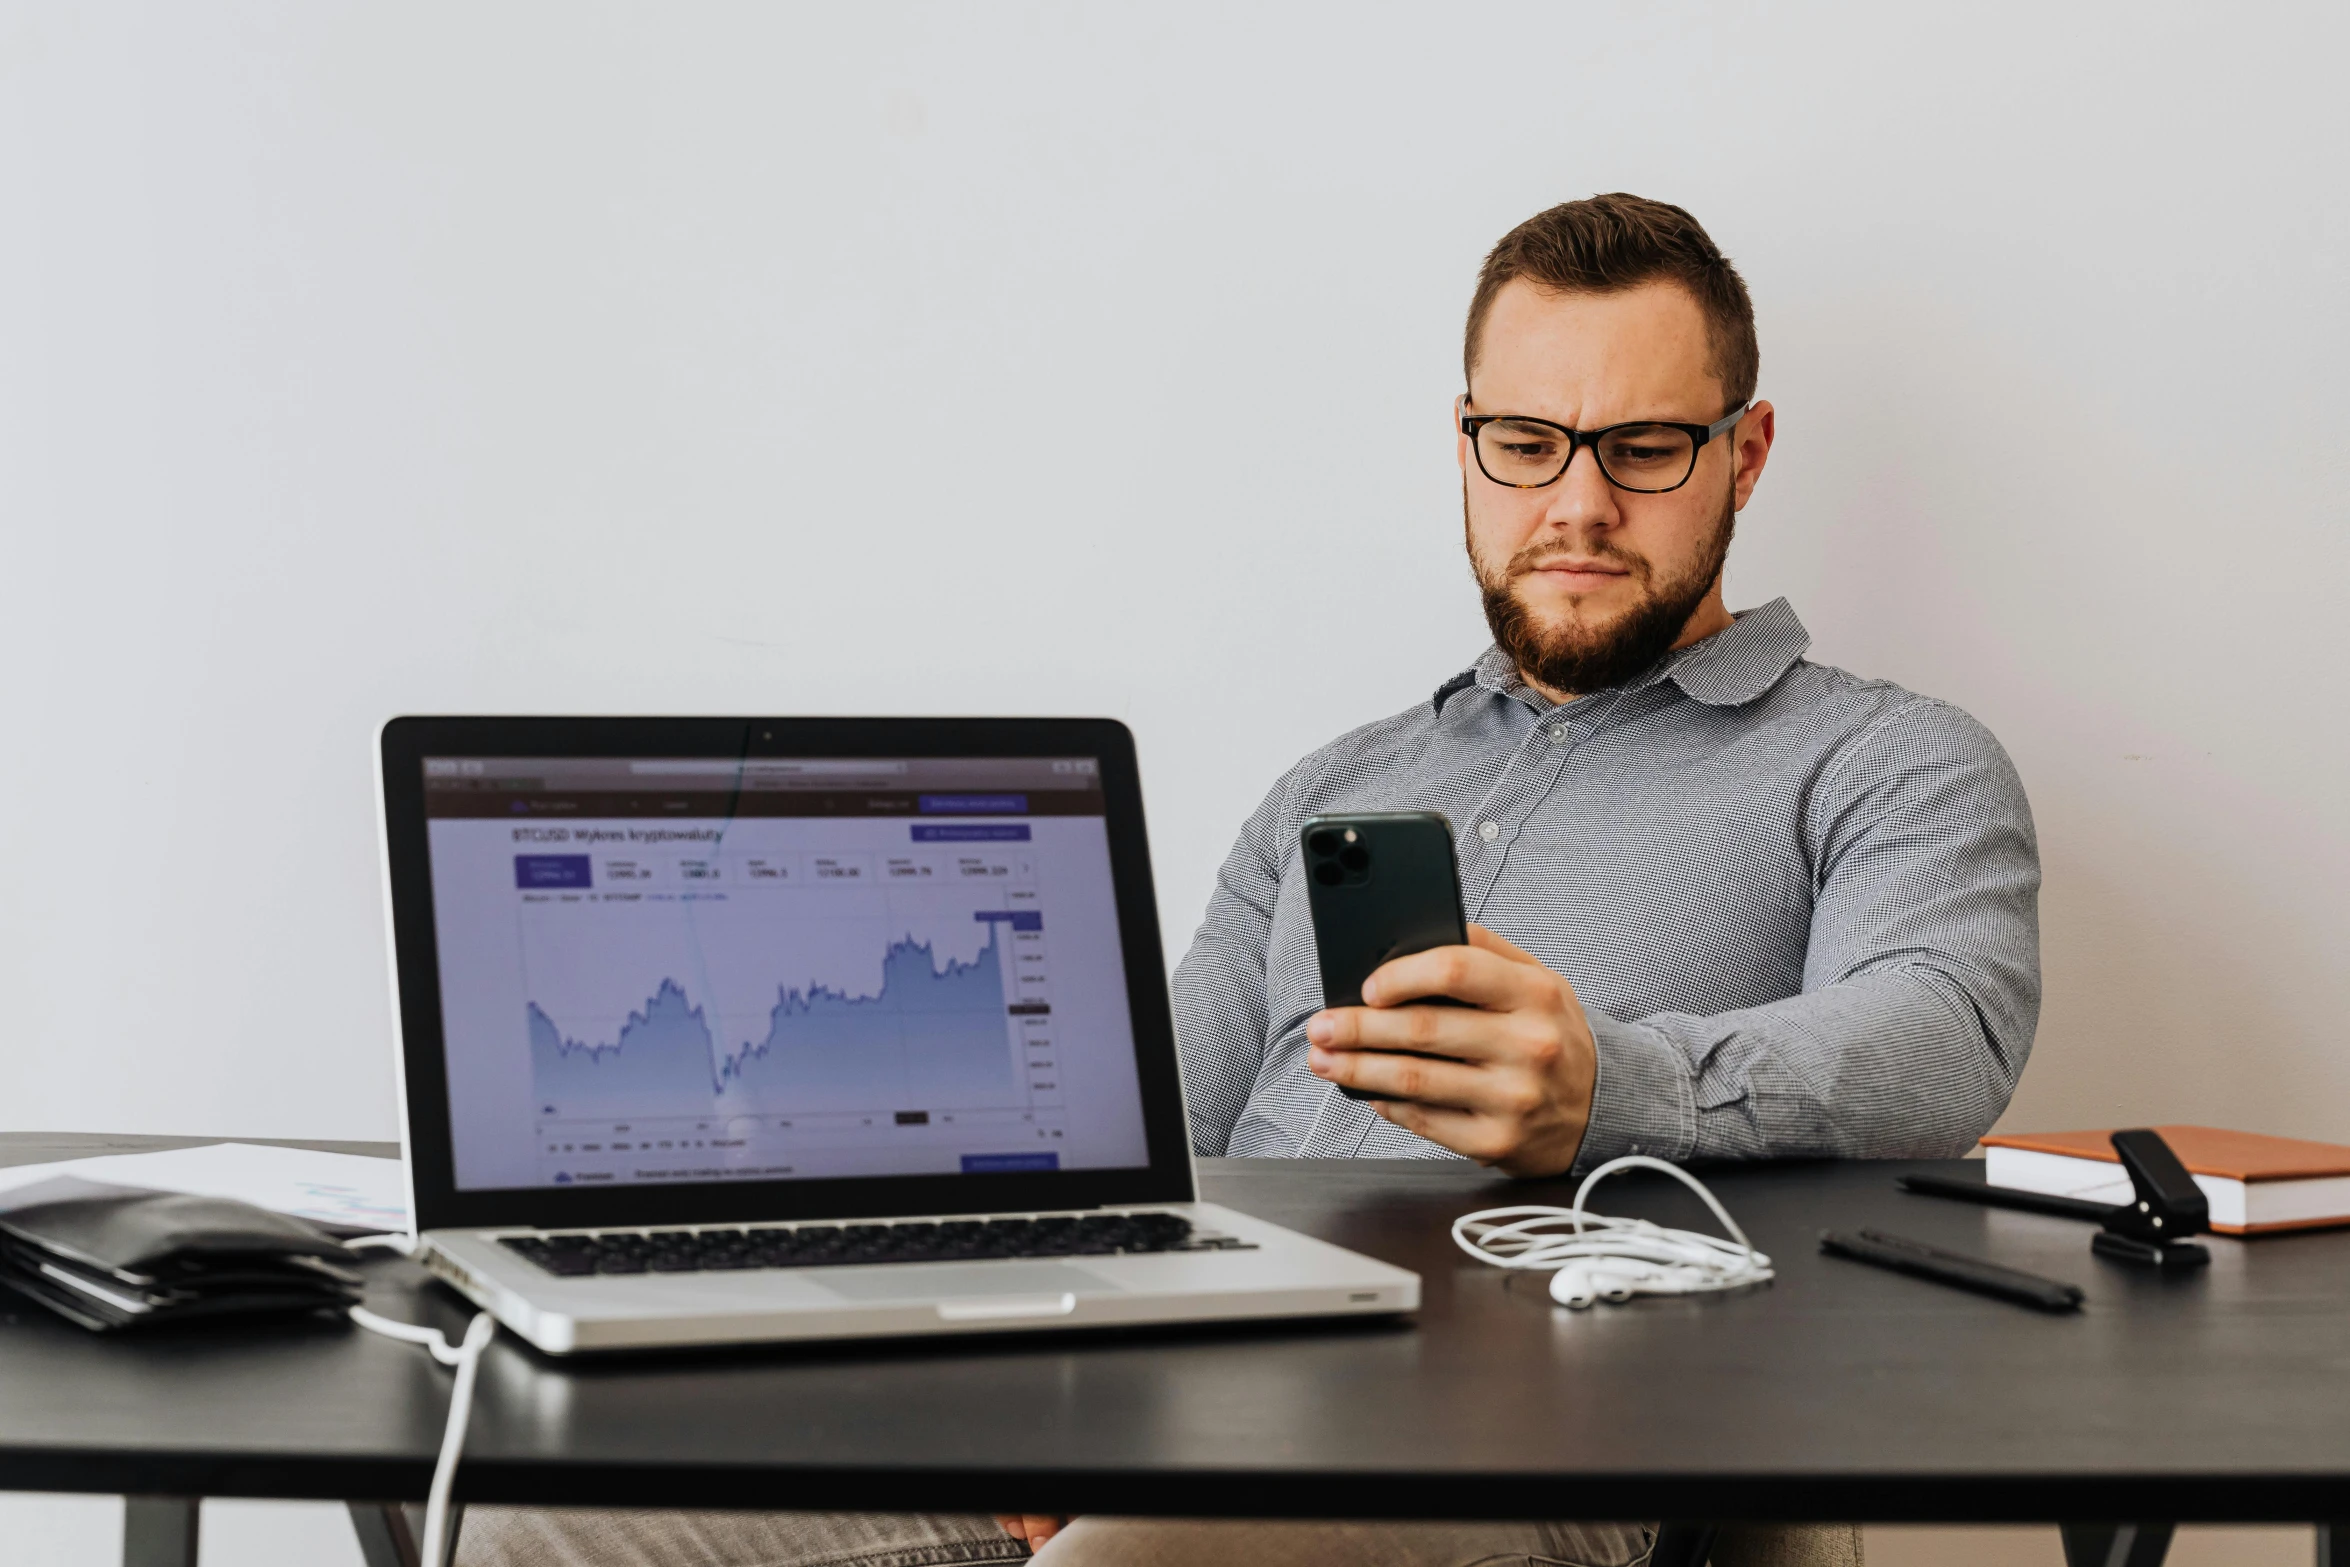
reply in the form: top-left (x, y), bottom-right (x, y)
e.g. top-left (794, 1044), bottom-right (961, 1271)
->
top-left (377, 716), bottom-right (1419, 1353)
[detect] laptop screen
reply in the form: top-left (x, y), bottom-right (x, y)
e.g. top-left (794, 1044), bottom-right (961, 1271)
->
top-left (419, 754), bottom-right (1151, 1194)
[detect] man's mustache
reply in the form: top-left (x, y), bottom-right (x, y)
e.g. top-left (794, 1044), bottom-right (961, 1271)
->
top-left (1505, 543), bottom-right (1651, 582)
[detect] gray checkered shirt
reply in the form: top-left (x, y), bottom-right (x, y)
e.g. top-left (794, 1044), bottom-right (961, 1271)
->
top-left (1171, 598), bottom-right (2040, 1167)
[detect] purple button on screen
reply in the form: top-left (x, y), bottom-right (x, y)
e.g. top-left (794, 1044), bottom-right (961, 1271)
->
top-left (515, 855), bottom-right (592, 889)
top-left (961, 1152), bottom-right (1060, 1172)
top-left (910, 824), bottom-right (1031, 842)
top-left (919, 794), bottom-right (1028, 814)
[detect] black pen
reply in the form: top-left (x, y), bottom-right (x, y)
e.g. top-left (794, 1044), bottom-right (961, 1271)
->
top-left (1896, 1170), bottom-right (2115, 1223)
top-left (1819, 1228), bottom-right (2084, 1313)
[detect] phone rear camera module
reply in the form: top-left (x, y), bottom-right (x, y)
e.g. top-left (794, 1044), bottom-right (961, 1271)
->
top-left (1313, 861), bottom-right (1346, 886)
top-left (1339, 844), bottom-right (1370, 873)
top-left (1307, 830), bottom-right (1343, 858)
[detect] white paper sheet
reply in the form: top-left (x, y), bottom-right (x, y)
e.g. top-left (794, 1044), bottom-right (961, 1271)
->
top-left (0, 1143), bottom-right (409, 1233)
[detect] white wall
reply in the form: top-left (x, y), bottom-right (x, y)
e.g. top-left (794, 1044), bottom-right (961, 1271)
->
top-left (8, 3), bottom-right (2347, 1147)
top-left (6, 7), bottom-right (2348, 1565)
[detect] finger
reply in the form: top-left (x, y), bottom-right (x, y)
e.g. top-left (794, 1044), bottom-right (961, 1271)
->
top-left (1362, 943), bottom-right (1545, 1010)
top-left (1372, 1097), bottom-right (1517, 1166)
top-left (1310, 1003), bottom-right (1521, 1064)
top-left (1466, 923), bottom-right (1542, 966)
top-left (1308, 1041), bottom-right (1494, 1108)
top-left (1467, 924), bottom-right (1586, 1014)
top-left (1025, 1515), bottom-right (1065, 1546)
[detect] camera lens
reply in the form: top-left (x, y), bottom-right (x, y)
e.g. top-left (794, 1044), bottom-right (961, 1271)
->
top-left (1339, 845), bottom-right (1369, 872)
top-left (1307, 830), bottom-right (1342, 858)
top-left (1313, 861), bottom-right (1345, 886)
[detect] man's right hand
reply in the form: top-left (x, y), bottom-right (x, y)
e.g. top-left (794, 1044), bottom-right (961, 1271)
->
top-left (996, 1513), bottom-right (1069, 1550)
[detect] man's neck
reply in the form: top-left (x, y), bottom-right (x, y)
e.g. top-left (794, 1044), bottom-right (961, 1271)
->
top-left (1518, 591), bottom-right (1736, 706)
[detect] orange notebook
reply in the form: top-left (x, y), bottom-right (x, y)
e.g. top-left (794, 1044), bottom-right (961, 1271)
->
top-left (1980, 1125), bottom-right (2350, 1235)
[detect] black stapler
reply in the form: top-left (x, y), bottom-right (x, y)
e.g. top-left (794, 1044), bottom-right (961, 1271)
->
top-left (2091, 1128), bottom-right (2211, 1269)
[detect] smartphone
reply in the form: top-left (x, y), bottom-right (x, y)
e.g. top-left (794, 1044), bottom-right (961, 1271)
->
top-left (1299, 811), bottom-right (1471, 1102)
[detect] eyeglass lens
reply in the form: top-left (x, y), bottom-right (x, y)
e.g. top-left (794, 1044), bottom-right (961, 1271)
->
top-left (1475, 420), bottom-right (1698, 492)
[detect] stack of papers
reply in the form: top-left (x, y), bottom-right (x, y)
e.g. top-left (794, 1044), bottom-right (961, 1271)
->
top-left (0, 1143), bottom-right (409, 1235)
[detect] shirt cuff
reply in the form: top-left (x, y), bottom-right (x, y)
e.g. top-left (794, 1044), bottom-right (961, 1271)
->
top-left (1574, 1011), bottom-right (1696, 1171)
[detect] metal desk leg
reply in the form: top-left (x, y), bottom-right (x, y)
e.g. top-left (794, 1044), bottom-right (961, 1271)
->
top-left (2319, 1522), bottom-right (2348, 1566)
top-left (2059, 1522), bottom-right (2174, 1567)
top-left (349, 1501), bottom-right (423, 1567)
top-left (122, 1497), bottom-right (199, 1567)
top-left (1650, 1522), bottom-right (1717, 1567)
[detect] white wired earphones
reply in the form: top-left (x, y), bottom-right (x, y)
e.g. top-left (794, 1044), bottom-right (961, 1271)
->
top-left (1453, 1154), bottom-right (1773, 1308)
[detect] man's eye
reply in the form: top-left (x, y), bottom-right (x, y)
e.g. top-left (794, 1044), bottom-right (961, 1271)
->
top-left (1498, 441), bottom-right (1558, 461)
top-left (1599, 428), bottom-right (1693, 471)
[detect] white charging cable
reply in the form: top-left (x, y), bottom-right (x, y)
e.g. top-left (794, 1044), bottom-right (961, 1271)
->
top-left (1452, 1155), bottom-right (1774, 1308)
top-left (347, 1233), bottom-right (494, 1567)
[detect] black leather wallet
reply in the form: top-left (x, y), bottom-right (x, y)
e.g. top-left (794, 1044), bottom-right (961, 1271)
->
top-left (0, 1176), bottom-right (362, 1331)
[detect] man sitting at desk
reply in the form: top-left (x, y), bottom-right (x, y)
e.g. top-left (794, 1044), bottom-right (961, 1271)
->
top-left (466, 193), bottom-right (2039, 1567)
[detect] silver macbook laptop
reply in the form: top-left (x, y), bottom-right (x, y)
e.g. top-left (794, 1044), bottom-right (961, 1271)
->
top-left (377, 716), bottom-right (1418, 1353)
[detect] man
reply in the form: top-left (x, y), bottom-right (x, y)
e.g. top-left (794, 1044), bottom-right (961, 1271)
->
top-left (464, 194), bottom-right (2037, 1567)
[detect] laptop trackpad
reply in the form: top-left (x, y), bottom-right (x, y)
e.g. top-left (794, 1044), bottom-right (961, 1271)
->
top-left (813, 1262), bottom-right (1120, 1303)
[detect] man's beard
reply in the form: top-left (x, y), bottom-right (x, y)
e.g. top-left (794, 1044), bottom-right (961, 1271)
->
top-left (1469, 491), bottom-right (1735, 697)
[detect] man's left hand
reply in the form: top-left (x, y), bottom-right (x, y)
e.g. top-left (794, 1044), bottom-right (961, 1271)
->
top-left (1304, 924), bottom-right (1598, 1176)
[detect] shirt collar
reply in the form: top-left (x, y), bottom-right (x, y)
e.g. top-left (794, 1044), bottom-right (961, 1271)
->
top-left (1431, 598), bottom-right (1812, 714)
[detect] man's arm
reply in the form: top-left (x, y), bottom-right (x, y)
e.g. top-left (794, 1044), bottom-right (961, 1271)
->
top-left (1308, 698), bottom-right (2041, 1170)
top-left (1168, 778), bottom-right (1292, 1157)
top-left (1583, 697), bottom-right (2040, 1162)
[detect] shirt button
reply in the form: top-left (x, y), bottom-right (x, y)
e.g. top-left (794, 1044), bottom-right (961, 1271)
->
top-left (1478, 821), bottom-right (1499, 842)
top-left (1549, 725), bottom-right (1568, 743)
top-left (1630, 1143), bottom-right (1643, 1155)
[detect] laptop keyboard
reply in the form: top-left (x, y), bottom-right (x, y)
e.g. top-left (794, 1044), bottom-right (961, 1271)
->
top-left (498, 1212), bottom-right (1253, 1278)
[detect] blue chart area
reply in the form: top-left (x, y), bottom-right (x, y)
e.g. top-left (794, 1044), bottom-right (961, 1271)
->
top-left (529, 922), bottom-right (1015, 1117)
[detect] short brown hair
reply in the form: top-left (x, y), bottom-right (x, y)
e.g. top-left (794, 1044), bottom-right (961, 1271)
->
top-left (1464, 193), bottom-right (1758, 412)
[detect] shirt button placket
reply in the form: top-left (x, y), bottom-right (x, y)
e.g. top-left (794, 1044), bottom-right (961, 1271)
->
top-left (1464, 705), bottom-right (1560, 912)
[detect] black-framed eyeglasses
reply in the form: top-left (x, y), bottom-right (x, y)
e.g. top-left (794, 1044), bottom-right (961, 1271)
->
top-left (1457, 396), bottom-right (1748, 493)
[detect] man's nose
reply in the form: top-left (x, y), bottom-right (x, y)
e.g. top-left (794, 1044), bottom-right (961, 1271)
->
top-left (1539, 444), bottom-right (1621, 537)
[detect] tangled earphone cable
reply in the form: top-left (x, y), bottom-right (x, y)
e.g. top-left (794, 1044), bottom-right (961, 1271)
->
top-left (1452, 1155), bottom-right (1773, 1308)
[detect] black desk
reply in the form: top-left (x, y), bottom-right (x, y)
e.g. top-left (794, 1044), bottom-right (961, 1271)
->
top-left (4, 1135), bottom-right (2347, 1567)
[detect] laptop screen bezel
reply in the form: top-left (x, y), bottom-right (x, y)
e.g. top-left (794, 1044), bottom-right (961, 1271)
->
top-left (380, 715), bottom-right (1196, 1233)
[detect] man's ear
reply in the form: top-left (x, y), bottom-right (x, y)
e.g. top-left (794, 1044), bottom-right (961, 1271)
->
top-left (1731, 401), bottom-right (1775, 511)
top-left (1455, 392), bottom-right (1472, 474)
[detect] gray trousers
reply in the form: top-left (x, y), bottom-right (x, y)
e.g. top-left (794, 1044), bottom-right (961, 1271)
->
top-left (455, 1509), bottom-right (1661, 1567)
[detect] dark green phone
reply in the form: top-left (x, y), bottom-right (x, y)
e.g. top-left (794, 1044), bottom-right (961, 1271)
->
top-left (1299, 811), bottom-right (1471, 1102)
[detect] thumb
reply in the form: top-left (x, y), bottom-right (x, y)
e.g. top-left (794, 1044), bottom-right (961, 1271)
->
top-left (1466, 923), bottom-right (1541, 966)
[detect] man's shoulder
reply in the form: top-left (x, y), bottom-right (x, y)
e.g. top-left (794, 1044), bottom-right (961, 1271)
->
top-left (1226, 673), bottom-right (1496, 841)
top-left (1761, 658), bottom-right (2021, 790)
top-left (1266, 696), bottom-right (1453, 806)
